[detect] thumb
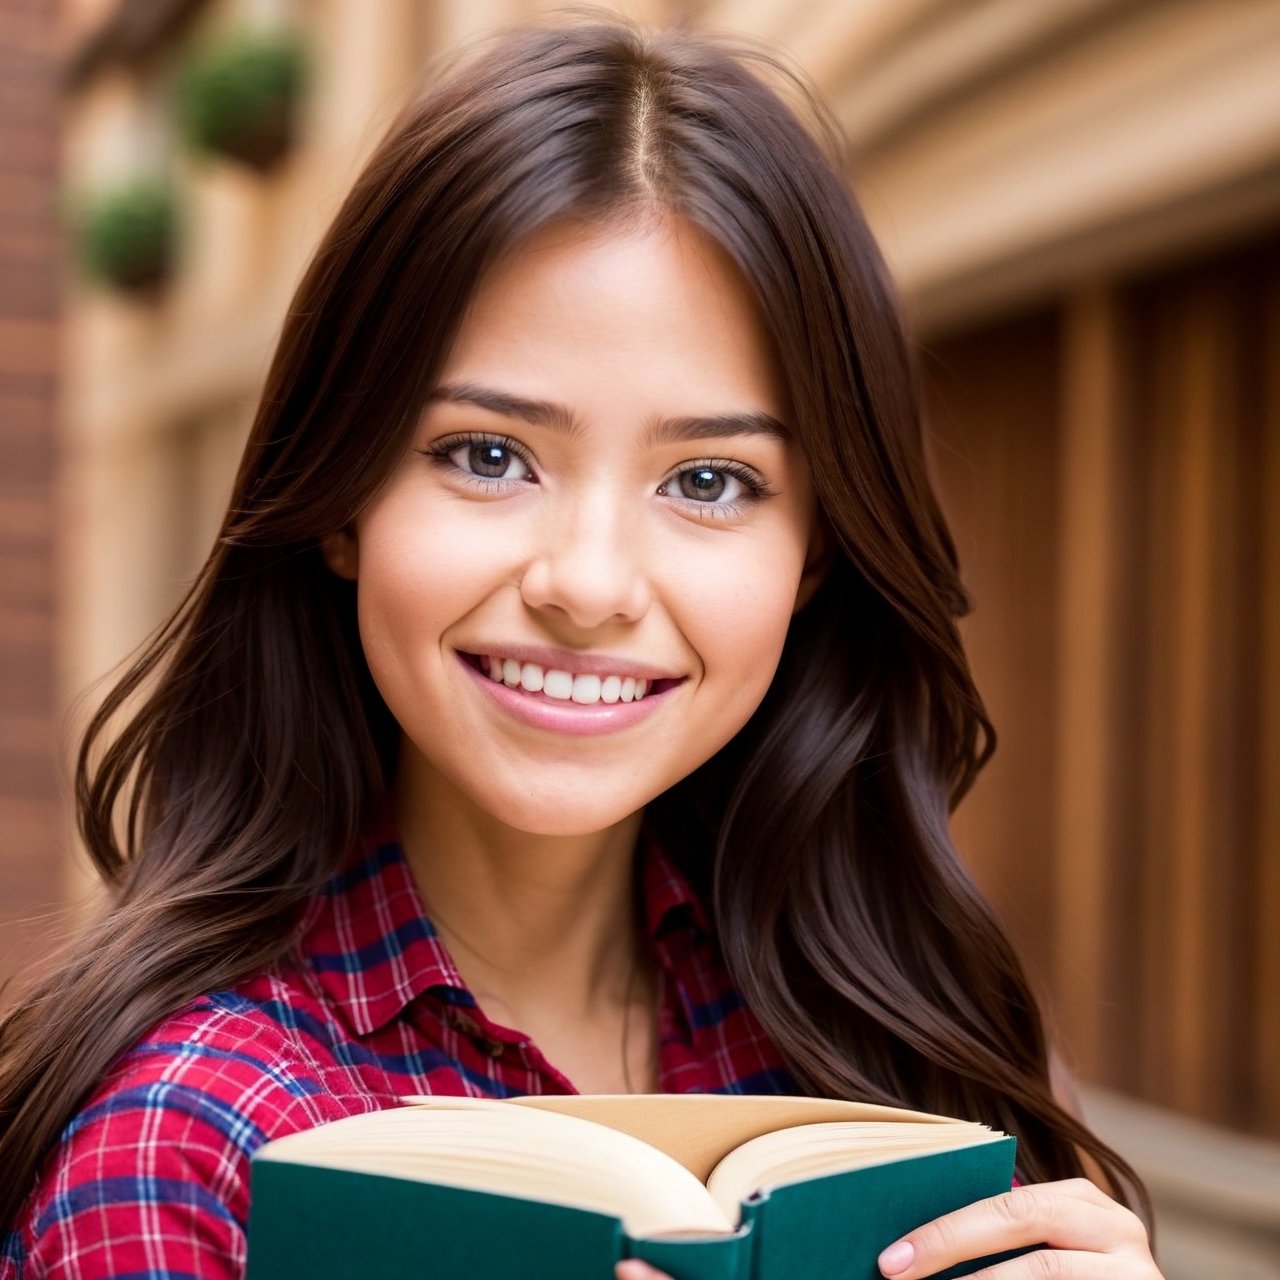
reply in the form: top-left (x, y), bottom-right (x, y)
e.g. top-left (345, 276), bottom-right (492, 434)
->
top-left (616, 1262), bottom-right (675, 1280)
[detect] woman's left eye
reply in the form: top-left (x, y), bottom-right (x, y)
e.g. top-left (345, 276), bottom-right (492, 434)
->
top-left (660, 460), bottom-right (768, 509)
top-left (675, 463), bottom-right (737, 496)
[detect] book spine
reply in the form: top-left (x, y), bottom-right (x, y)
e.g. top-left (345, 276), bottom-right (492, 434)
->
top-left (625, 1222), bottom-right (753, 1280)
top-left (739, 1194), bottom-right (767, 1280)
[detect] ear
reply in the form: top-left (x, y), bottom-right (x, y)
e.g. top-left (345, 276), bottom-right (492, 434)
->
top-left (792, 508), bottom-right (834, 614)
top-left (320, 525), bottom-right (360, 581)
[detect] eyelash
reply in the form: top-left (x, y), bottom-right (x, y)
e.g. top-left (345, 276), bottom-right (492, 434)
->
top-left (417, 432), bottom-right (777, 521)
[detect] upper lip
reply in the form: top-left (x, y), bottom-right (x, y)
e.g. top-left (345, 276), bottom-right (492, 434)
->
top-left (459, 643), bottom-right (685, 681)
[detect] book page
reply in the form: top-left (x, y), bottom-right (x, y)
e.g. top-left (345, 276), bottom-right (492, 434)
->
top-left (487, 1092), bottom-right (960, 1183)
top-left (703, 1121), bottom-right (1003, 1221)
top-left (255, 1099), bottom-right (734, 1239)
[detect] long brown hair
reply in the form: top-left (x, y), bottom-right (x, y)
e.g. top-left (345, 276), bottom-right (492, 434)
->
top-left (0, 12), bottom-right (1149, 1232)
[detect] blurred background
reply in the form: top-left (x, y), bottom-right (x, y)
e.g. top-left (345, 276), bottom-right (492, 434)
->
top-left (2, 0), bottom-right (1278, 1275)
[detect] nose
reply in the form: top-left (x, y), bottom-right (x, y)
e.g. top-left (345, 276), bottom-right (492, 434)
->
top-left (518, 486), bottom-right (652, 629)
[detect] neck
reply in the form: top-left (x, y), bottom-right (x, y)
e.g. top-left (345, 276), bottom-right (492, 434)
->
top-left (392, 750), bottom-right (649, 1033)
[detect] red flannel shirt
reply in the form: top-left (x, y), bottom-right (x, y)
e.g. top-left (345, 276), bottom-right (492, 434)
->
top-left (3, 814), bottom-right (798, 1278)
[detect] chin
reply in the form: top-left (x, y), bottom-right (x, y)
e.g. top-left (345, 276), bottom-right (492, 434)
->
top-left (458, 769), bottom-right (662, 838)
top-left (487, 796), bottom-right (643, 839)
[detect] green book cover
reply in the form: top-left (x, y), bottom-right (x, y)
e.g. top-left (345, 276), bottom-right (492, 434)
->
top-left (245, 1098), bottom-right (1036, 1280)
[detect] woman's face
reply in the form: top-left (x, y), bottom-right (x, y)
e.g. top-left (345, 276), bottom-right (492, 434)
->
top-left (323, 213), bottom-right (827, 836)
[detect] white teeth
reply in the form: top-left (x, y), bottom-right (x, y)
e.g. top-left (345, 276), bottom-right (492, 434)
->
top-left (476, 655), bottom-right (662, 705)
top-left (570, 674), bottom-right (601, 704)
top-left (542, 669), bottom-right (574, 700)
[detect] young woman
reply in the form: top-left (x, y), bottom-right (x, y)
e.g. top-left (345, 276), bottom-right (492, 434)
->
top-left (0, 15), bottom-right (1162, 1280)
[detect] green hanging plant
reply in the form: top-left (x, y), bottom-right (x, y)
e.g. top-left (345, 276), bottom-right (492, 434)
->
top-left (178, 27), bottom-right (309, 172)
top-left (75, 177), bottom-right (179, 295)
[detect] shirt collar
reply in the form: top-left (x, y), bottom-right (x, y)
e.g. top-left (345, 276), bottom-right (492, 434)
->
top-left (300, 811), bottom-right (712, 1038)
top-left (636, 813), bottom-right (714, 943)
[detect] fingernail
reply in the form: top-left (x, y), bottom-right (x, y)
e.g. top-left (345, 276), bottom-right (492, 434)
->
top-left (878, 1239), bottom-right (915, 1275)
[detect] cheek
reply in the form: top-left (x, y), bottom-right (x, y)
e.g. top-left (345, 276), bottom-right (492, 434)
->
top-left (351, 504), bottom-right (506, 691)
top-left (674, 535), bottom-right (804, 709)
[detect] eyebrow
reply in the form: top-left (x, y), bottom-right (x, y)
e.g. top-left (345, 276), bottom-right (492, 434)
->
top-left (424, 380), bottom-right (792, 448)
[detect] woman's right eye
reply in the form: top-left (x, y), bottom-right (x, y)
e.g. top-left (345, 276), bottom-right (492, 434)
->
top-left (420, 434), bottom-right (535, 487)
top-left (450, 441), bottom-right (530, 481)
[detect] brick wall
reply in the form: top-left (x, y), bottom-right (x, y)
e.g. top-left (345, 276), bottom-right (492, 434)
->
top-left (0, 0), bottom-right (64, 1004)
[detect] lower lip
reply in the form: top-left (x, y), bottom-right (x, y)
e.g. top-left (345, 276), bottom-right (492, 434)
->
top-left (456, 652), bottom-right (684, 737)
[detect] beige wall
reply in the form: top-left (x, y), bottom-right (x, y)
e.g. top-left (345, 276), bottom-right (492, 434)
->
top-left (0, 0), bottom-right (62, 994)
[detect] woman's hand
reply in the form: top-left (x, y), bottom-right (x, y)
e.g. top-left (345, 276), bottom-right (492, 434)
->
top-left (875, 1177), bottom-right (1160, 1278)
top-left (614, 1177), bottom-right (1162, 1280)
top-left (616, 1262), bottom-right (673, 1280)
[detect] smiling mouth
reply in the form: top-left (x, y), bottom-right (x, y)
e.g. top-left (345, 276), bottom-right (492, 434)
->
top-left (455, 655), bottom-right (686, 706)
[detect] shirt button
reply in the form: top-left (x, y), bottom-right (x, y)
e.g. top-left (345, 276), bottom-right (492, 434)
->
top-left (484, 1039), bottom-right (505, 1058)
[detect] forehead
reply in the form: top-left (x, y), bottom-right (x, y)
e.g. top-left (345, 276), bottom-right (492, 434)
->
top-left (437, 213), bottom-right (792, 427)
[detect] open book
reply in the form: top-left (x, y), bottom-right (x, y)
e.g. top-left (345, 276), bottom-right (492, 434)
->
top-left (246, 1093), bottom-right (1032, 1280)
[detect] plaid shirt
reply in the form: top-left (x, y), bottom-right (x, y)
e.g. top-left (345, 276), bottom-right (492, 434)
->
top-left (3, 815), bottom-right (797, 1278)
